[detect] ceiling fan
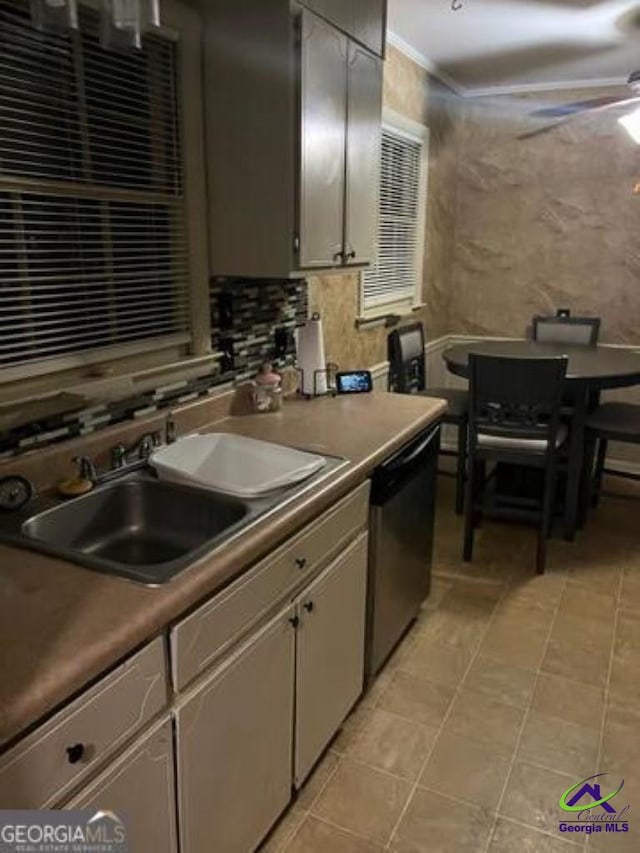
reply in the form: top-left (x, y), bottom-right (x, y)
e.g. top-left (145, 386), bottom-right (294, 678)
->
top-left (519, 70), bottom-right (640, 141)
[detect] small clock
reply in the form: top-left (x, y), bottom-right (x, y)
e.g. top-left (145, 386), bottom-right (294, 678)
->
top-left (0, 475), bottom-right (33, 512)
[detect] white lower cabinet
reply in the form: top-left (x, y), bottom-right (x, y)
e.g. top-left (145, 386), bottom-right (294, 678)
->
top-left (65, 718), bottom-right (177, 853)
top-left (294, 533), bottom-right (368, 785)
top-left (174, 533), bottom-right (369, 852)
top-left (175, 606), bottom-right (297, 853)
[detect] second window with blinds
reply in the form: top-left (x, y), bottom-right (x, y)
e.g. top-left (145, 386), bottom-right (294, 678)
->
top-left (360, 111), bottom-right (428, 320)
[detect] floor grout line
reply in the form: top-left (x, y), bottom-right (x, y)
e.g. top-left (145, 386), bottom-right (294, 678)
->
top-left (381, 577), bottom-right (516, 851)
top-left (482, 568), bottom-right (572, 853)
top-left (586, 556), bottom-right (625, 852)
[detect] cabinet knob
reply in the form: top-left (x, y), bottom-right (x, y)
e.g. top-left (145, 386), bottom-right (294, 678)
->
top-left (303, 601), bottom-right (314, 613)
top-left (345, 250), bottom-right (356, 260)
top-left (295, 557), bottom-right (307, 570)
top-left (66, 743), bottom-right (85, 764)
top-left (289, 615), bottom-right (300, 629)
top-left (333, 251), bottom-right (344, 263)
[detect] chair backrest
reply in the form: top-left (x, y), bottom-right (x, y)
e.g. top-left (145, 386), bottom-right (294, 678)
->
top-left (468, 354), bottom-right (568, 448)
top-left (532, 315), bottom-right (601, 347)
top-left (387, 323), bottom-right (426, 393)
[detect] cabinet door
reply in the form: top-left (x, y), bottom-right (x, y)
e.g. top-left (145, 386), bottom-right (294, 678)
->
top-left (66, 719), bottom-right (177, 853)
top-left (299, 11), bottom-right (348, 268)
top-left (295, 533), bottom-right (368, 786)
top-left (176, 607), bottom-right (295, 853)
top-left (353, 0), bottom-right (386, 56)
top-left (344, 42), bottom-right (383, 266)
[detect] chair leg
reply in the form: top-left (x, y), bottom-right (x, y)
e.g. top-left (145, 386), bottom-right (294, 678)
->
top-left (580, 432), bottom-right (597, 524)
top-left (455, 419), bottom-right (467, 516)
top-left (463, 453), bottom-right (477, 562)
top-left (593, 438), bottom-right (608, 507)
top-left (537, 460), bottom-right (557, 574)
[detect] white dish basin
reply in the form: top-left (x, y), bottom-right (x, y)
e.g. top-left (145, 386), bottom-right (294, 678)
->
top-left (150, 433), bottom-right (327, 498)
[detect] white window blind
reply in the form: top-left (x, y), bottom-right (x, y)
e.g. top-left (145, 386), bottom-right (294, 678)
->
top-left (0, 0), bottom-right (189, 375)
top-left (362, 126), bottom-right (423, 310)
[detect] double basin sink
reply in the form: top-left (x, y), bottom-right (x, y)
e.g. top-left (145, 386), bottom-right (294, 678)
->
top-left (0, 434), bottom-right (346, 586)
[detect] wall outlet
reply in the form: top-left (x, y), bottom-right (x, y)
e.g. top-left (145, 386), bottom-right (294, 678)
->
top-left (274, 326), bottom-right (289, 358)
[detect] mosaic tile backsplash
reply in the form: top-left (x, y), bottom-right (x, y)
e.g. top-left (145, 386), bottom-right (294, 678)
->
top-left (0, 278), bottom-right (308, 458)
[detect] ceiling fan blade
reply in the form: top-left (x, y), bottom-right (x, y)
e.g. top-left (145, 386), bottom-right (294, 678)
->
top-left (517, 122), bottom-right (565, 140)
top-left (531, 94), bottom-right (628, 118)
top-left (519, 96), bottom-right (640, 140)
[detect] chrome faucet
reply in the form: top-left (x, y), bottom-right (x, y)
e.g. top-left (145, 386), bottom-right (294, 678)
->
top-left (110, 431), bottom-right (161, 469)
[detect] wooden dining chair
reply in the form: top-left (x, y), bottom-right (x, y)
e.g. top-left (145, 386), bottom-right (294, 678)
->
top-left (584, 402), bottom-right (640, 504)
top-left (463, 354), bottom-right (568, 574)
top-left (388, 323), bottom-right (468, 514)
top-left (532, 315), bottom-right (601, 347)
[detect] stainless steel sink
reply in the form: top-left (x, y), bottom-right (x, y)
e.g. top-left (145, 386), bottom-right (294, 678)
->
top-left (0, 473), bottom-right (252, 585)
top-left (0, 457), bottom-right (349, 586)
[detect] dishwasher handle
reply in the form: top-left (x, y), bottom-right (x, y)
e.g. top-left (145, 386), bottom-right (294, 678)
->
top-left (371, 425), bottom-right (440, 505)
top-left (384, 428), bottom-right (438, 475)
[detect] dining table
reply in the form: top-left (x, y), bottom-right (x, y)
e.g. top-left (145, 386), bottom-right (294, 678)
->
top-left (442, 339), bottom-right (640, 540)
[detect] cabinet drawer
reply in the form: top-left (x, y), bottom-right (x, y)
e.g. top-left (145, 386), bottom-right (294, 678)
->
top-left (171, 480), bottom-right (370, 692)
top-left (0, 637), bottom-right (167, 809)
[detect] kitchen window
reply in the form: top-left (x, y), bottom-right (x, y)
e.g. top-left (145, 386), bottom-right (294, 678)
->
top-left (0, 0), bottom-right (208, 388)
top-left (360, 111), bottom-right (428, 320)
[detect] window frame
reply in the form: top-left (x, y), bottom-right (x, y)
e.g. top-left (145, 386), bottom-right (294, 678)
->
top-left (359, 107), bottom-right (429, 322)
top-left (0, 0), bottom-right (210, 399)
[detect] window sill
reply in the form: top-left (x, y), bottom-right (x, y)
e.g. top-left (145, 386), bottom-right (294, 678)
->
top-left (355, 302), bottom-right (426, 330)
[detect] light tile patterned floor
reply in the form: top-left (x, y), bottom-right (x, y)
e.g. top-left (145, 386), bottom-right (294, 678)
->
top-left (261, 477), bottom-right (640, 852)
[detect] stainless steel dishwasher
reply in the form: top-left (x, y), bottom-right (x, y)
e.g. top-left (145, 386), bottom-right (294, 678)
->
top-left (366, 424), bottom-right (440, 676)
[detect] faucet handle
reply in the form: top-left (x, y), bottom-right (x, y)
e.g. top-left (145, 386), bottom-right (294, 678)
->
top-left (110, 444), bottom-right (126, 469)
top-left (165, 413), bottom-right (177, 445)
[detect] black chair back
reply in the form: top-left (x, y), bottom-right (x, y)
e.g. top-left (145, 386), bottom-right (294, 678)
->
top-left (468, 355), bottom-right (568, 448)
top-left (532, 315), bottom-right (600, 347)
top-left (388, 323), bottom-right (426, 393)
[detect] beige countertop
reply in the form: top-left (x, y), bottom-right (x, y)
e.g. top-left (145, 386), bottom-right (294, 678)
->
top-left (0, 391), bottom-right (446, 749)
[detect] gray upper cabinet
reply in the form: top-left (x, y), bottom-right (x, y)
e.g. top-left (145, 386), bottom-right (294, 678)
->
top-left (201, 0), bottom-right (383, 278)
top-left (299, 14), bottom-right (348, 268)
top-left (301, 0), bottom-right (387, 56)
top-left (344, 42), bottom-right (383, 266)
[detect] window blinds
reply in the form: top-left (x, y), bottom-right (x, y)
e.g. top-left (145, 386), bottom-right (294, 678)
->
top-left (0, 0), bottom-right (188, 373)
top-left (362, 127), bottom-right (422, 309)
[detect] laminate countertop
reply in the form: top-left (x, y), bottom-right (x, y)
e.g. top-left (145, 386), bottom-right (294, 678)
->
top-left (0, 391), bottom-right (446, 749)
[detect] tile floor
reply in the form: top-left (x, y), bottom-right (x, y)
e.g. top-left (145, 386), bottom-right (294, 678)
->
top-left (261, 477), bottom-right (640, 852)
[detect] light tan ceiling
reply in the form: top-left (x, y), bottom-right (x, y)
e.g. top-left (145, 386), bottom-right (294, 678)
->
top-left (387, 0), bottom-right (640, 94)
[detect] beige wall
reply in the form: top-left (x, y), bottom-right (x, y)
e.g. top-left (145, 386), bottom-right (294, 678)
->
top-left (308, 46), bottom-right (459, 370)
top-left (446, 90), bottom-right (640, 345)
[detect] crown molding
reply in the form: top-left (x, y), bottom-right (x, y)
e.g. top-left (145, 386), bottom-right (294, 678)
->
top-left (386, 30), bottom-right (463, 94)
top-left (385, 31), bottom-right (628, 99)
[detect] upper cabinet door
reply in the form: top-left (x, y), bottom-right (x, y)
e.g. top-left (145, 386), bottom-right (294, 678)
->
top-left (299, 12), bottom-right (348, 268)
top-left (300, 0), bottom-right (386, 57)
top-left (344, 42), bottom-right (383, 266)
top-left (353, 0), bottom-right (387, 56)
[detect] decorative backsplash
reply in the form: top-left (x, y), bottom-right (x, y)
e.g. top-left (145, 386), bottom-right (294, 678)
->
top-left (0, 279), bottom-right (308, 459)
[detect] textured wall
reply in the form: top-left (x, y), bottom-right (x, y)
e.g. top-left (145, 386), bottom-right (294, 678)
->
top-left (448, 91), bottom-right (640, 345)
top-left (307, 46), bottom-right (459, 370)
